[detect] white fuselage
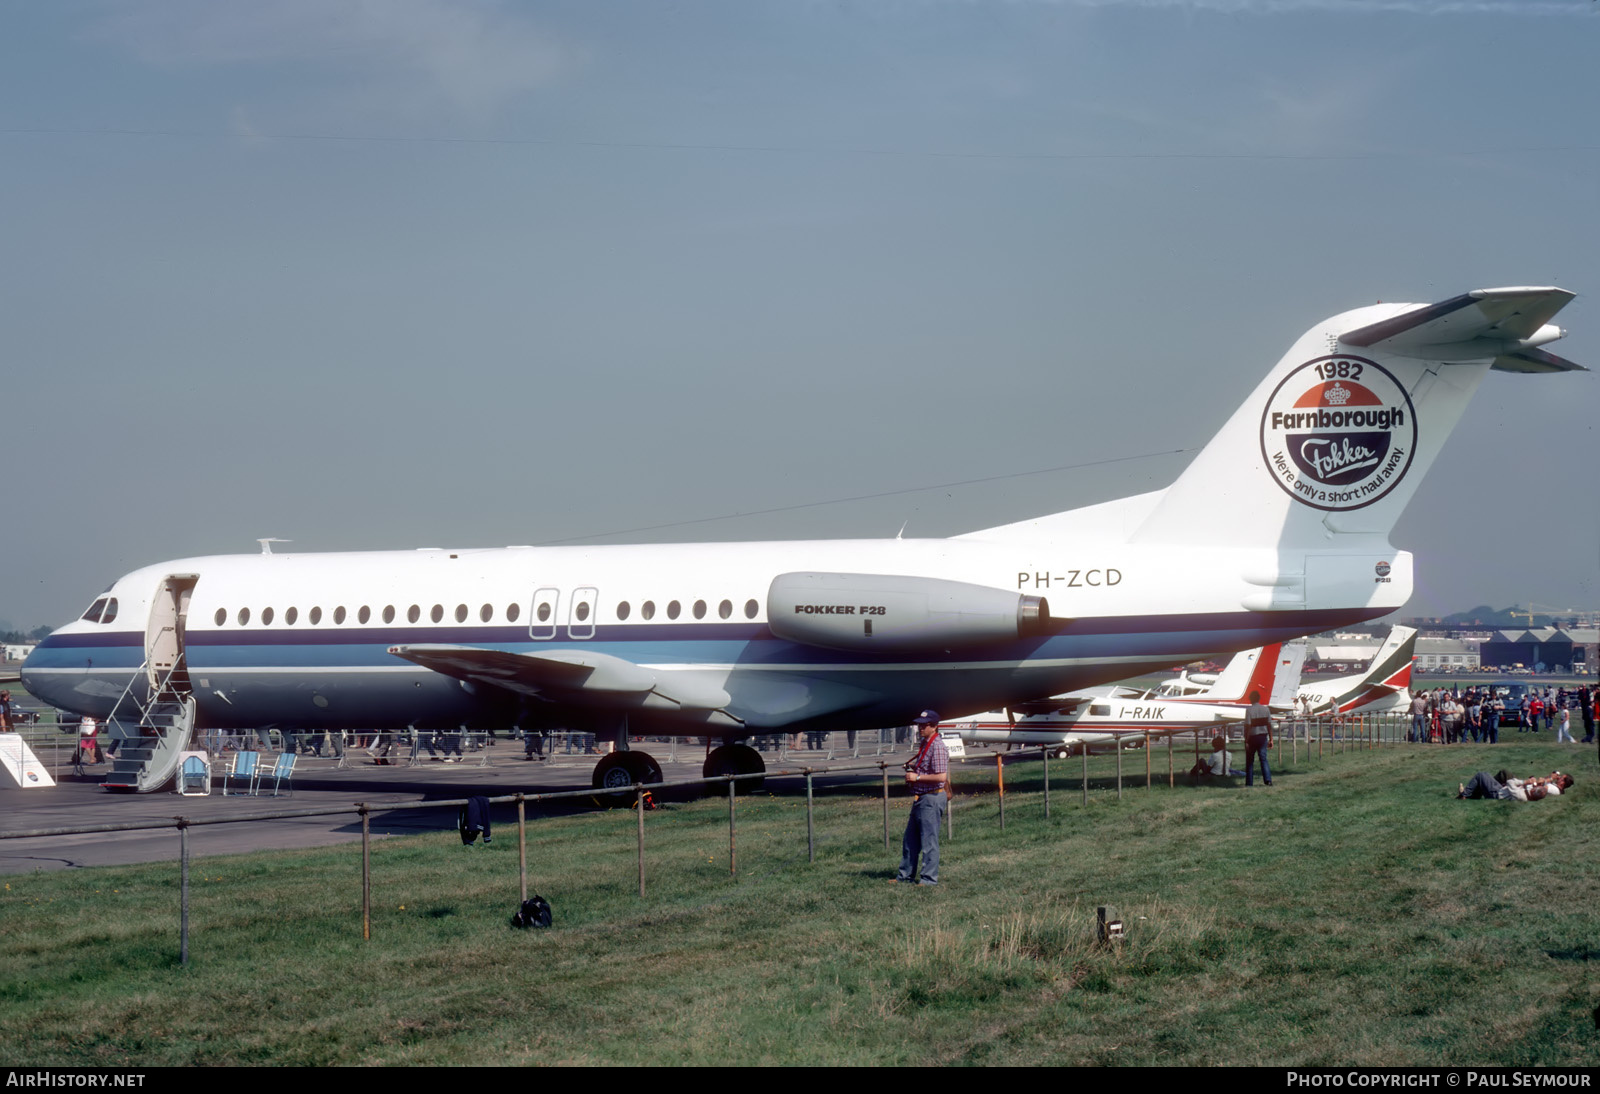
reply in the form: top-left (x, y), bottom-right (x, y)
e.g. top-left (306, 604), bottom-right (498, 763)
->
top-left (20, 534), bottom-right (1402, 736)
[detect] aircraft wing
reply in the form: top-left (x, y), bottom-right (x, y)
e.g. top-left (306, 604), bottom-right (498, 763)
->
top-left (1340, 287), bottom-right (1585, 372)
top-left (387, 644), bottom-right (741, 722)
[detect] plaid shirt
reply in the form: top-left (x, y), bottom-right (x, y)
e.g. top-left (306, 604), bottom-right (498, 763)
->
top-left (910, 733), bottom-right (949, 792)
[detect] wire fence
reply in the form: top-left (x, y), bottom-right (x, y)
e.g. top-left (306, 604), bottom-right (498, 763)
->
top-left (2, 709), bottom-right (1443, 967)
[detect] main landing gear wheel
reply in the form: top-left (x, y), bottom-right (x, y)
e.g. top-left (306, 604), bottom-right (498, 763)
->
top-left (703, 744), bottom-right (764, 795)
top-left (591, 751), bottom-right (663, 807)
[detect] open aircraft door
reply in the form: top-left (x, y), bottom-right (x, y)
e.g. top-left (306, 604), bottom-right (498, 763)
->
top-left (145, 575), bottom-right (198, 696)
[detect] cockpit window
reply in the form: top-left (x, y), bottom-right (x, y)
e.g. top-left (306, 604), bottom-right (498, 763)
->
top-left (100, 598), bottom-right (118, 624)
top-left (81, 598), bottom-right (108, 623)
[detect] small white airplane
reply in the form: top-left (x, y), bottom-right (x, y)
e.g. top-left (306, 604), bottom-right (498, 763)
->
top-left (20, 288), bottom-right (1582, 793)
top-left (948, 642), bottom-right (1304, 755)
top-left (947, 624), bottom-right (1417, 754)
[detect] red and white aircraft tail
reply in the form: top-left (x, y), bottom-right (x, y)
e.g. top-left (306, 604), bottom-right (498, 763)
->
top-left (1160, 642), bottom-right (1307, 709)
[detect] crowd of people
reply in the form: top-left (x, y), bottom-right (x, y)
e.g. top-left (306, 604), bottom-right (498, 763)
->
top-left (1407, 684), bottom-right (1596, 745)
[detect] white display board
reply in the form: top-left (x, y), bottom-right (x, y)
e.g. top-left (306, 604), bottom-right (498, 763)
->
top-left (0, 735), bottom-right (56, 788)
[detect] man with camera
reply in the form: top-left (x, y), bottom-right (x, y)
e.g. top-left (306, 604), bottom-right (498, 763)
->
top-left (895, 710), bottom-right (950, 886)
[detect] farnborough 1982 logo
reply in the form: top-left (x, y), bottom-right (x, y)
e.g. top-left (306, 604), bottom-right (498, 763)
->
top-left (1259, 355), bottom-right (1416, 512)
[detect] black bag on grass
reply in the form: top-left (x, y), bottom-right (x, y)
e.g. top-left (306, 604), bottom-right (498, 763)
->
top-left (511, 895), bottom-right (553, 929)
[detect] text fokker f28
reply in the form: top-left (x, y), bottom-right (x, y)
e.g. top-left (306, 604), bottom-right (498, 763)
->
top-left (22, 288), bottom-right (1583, 793)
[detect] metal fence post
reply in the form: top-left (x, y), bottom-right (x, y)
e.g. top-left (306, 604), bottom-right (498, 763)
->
top-left (1042, 749), bottom-right (1050, 818)
top-left (727, 779), bottom-right (736, 878)
top-left (1081, 747), bottom-right (1088, 806)
top-left (1116, 738), bottom-right (1123, 800)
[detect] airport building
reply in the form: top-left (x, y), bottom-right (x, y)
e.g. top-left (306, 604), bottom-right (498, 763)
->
top-left (1476, 628), bottom-right (1595, 673)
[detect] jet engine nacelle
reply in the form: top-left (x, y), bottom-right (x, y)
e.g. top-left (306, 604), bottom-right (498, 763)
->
top-left (767, 572), bottom-right (1051, 652)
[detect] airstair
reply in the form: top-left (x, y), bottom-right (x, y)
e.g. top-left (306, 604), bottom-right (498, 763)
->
top-left (100, 664), bottom-right (197, 793)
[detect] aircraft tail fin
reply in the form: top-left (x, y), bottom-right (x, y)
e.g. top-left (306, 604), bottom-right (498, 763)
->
top-left (1268, 642), bottom-right (1307, 709)
top-left (1300, 626), bottom-right (1418, 715)
top-left (1201, 641), bottom-right (1301, 706)
top-left (1131, 288), bottom-right (1582, 552)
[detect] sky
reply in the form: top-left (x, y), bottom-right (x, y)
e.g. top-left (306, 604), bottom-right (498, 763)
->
top-left (2, 0), bottom-right (1597, 632)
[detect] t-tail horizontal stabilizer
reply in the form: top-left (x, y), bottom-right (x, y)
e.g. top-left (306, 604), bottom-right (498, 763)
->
top-left (1130, 287), bottom-right (1583, 560)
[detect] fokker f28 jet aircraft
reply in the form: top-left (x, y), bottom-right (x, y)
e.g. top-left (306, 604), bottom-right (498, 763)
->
top-left (21, 288), bottom-right (1584, 794)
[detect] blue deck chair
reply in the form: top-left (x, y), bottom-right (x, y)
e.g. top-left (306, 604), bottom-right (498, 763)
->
top-left (253, 751), bottom-right (296, 797)
top-left (223, 750), bottom-right (259, 796)
top-left (178, 754), bottom-right (211, 796)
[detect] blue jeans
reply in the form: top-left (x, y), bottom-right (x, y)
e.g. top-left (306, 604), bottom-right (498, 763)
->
top-left (1245, 735), bottom-right (1271, 786)
top-left (1460, 771), bottom-right (1508, 799)
top-left (897, 792), bottom-right (946, 884)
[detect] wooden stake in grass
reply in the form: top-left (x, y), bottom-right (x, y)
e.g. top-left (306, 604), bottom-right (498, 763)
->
top-left (881, 763), bottom-right (890, 852)
top-left (178, 819), bottom-right (190, 968)
top-left (360, 804), bottom-right (371, 941)
top-left (517, 794), bottom-right (527, 904)
top-left (636, 786), bottom-right (646, 898)
top-left (806, 769), bottom-right (815, 863)
top-left (997, 753), bottom-right (1005, 831)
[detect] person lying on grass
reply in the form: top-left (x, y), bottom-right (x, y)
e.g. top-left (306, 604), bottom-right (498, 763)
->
top-left (1457, 770), bottom-right (1573, 801)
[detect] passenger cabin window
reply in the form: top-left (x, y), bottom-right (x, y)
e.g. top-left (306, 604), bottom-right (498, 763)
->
top-left (407, 605), bottom-right (420, 624)
top-left (719, 599), bottom-right (732, 620)
top-left (1090, 704), bottom-right (1111, 717)
top-left (480, 604), bottom-right (492, 623)
top-left (666, 600), bottom-right (681, 620)
top-left (333, 606), bottom-right (347, 625)
top-left (744, 599), bottom-right (759, 620)
top-left (262, 607), bottom-right (275, 626)
top-left (692, 600), bottom-right (706, 620)
top-left (310, 607), bottom-right (322, 625)
top-left (455, 604), bottom-right (468, 623)
top-left (506, 603), bottom-right (520, 622)
top-left (641, 601), bottom-right (655, 620)
top-left (214, 608), bottom-right (226, 626)
top-left (382, 605), bottom-right (395, 624)
top-left (575, 602), bottom-right (590, 622)
top-left (358, 606), bottom-right (371, 624)
top-left (238, 608), bottom-right (251, 626)
top-left (285, 607), bottom-right (298, 625)
top-left (431, 605), bottom-right (443, 623)
top-left (617, 601), bottom-right (631, 620)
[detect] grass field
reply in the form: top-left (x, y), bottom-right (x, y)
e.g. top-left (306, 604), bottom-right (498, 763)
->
top-left (2, 738), bottom-right (1596, 1066)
